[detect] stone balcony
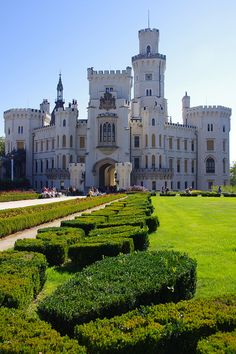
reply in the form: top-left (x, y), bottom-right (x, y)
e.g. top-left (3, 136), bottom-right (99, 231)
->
top-left (132, 168), bottom-right (173, 180)
top-left (45, 168), bottom-right (70, 180)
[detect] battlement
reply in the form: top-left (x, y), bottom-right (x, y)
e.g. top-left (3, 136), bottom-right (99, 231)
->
top-left (87, 66), bottom-right (132, 79)
top-left (165, 122), bottom-right (196, 130)
top-left (138, 28), bottom-right (159, 34)
top-left (186, 105), bottom-right (231, 116)
top-left (77, 119), bottom-right (87, 126)
top-left (4, 108), bottom-right (43, 115)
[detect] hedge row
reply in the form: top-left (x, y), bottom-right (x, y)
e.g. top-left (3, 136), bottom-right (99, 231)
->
top-left (197, 329), bottom-right (236, 353)
top-left (0, 250), bottom-right (47, 309)
top-left (88, 225), bottom-right (149, 252)
top-left (0, 194), bottom-right (124, 238)
top-left (14, 227), bottom-right (85, 266)
top-left (68, 236), bottom-right (134, 267)
top-left (0, 191), bottom-right (40, 202)
top-left (0, 307), bottom-right (86, 353)
top-left (75, 296), bottom-right (236, 354)
top-left (38, 250), bottom-right (197, 335)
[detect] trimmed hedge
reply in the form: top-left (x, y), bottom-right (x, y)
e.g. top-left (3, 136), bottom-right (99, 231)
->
top-left (75, 296), bottom-right (236, 354)
top-left (197, 329), bottom-right (236, 353)
top-left (14, 227), bottom-right (84, 266)
top-left (68, 236), bottom-right (134, 266)
top-left (38, 251), bottom-right (197, 335)
top-left (0, 191), bottom-right (40, 202)
top-left (89, 225), bottom-right (149, 251)
top-left (0, 250), bottom-right (47, 309)
top-left (61, 219), bottom-right (98, 235)
top-left (0, 307), bottom-right (86, 353)
top-left (0, 194), bottom-right (124, 238)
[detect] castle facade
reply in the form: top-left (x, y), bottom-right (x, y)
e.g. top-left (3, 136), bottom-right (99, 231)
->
top-left (4, 27), bottom-right (231, 192)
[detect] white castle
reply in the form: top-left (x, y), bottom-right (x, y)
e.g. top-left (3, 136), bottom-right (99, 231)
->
top-left (4, 27), bottom-right (231, 192)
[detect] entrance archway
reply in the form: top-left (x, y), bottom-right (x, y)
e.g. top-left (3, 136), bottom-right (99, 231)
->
top-left (92, 158), bottom-right (117, 191)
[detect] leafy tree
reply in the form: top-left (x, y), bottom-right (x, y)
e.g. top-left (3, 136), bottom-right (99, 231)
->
top-left (0, 137), bottom-right (5, 157)
top-left (230, 161), bottom-right (236, 186)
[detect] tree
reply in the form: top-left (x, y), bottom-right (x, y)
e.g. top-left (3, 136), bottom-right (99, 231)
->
top-left (230, 161), bottom-right (236, 186)
top-left (0, 137), bottom-right (5, 157)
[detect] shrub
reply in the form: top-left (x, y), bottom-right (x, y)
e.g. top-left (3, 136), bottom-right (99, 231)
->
top-left (61, 219), bottom-right (97, 235)
top-left (0, 194), bottom-right (124, 238)
top-left (89, 225), bottom-right (149, 251)
top-left (160, 192), bottom-right (177, 196)
top-left (15, 227), bottom-right (84, 266)
top-left (0, 250), bottom-right (47, 309)
top-left (75, 296), bottom-right (236, 354)
top-left (145, 215), bottom-right (159, 233)
top-left (38, 251), bottom-right (197, 335)
top-left (197, 329), bottom-right (236, 353)
top-left (0, 307), bottom-right (86, 353)
top-left (68, 237), bottom-right (134, 266)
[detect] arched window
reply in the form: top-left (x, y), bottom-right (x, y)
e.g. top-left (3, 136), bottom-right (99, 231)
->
top-left (63, 119), bottom-right (66, 127)
top-left (223, 158), bottom-right (226, 174)
top-left (100, 124), bottom-right (102, 142)
top-left (62, 155), bottom-right (66, 169)
top-left (145, 134), bottom-right (148, 147)
top-left (112, 124), bottom-right (115, 142)
top-left (57, 135), bottom-right (59, 148)
top-left (152, 118), bottom-right (155, 126)
top-left (35, 161), bottom-right (38, 173)
top-left (146, 45), bottom-right (151, 55)
top-left (152, 155), bottom-right (155, 168)
top-left (152, 134), bottom-right (156, 147)
top-left (145, 155), bottom-right (148, 168)
top-left (159, 134), bottom-right (162, 147)
top-left (103, 123), bottom-right (107, 142)
top-left (41, 160), bottom-right (43, 173)
top-left (70, 135), bottom-right (73, 148)
top-left (159, 155), bottom-right (162, 169)
top-left (152, 181), bottom-right (156, 190)
top-left (62, 135), bottom-right (66, 147)
top-left (70, 155), bottom-right (73, 163)
top-left (107, 123), bottom-right (111, 142)
top-left (206, 157), bottom-right (215, 173)
top-left (46, 159), bottom-right (49, 170)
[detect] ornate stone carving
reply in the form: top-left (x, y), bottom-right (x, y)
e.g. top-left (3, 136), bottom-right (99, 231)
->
top-left (99, 92), bottom-right (116, 110)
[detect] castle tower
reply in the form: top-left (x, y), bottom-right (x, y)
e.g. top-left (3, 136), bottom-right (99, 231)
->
top-left (182, 92), bottom-right (190, 125)
top-left (132, 28), bottom-right (166, 102)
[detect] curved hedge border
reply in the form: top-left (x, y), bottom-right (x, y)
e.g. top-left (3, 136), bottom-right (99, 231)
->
top-left (38, 250), bottom-right (196, 335)
top-left (0, 307), bottom-right (86, 353)
top-left (14, 227), bottom-right (85, 266)
top-left (0, 250), bottom-right (47, 309)
top-left (0, 194), bottom-right (124, 238)
top-left (197, 329), bottom-right (236, 353)
top-left (75, 296), bottom-right (236, 354)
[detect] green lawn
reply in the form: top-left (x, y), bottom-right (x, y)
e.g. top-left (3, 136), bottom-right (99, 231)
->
top-left (150, 196), bottom-right (236, 298)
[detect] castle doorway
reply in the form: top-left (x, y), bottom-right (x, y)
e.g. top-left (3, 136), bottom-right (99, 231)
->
top-left (99, 163), bottom-right (115, 191)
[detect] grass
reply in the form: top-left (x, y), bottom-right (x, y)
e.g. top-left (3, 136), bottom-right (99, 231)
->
top-left (149, 196), bottom-right (236, 298)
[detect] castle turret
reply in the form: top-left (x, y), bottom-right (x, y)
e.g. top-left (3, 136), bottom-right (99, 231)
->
top-left (182, 92), bottom-right (190, 124)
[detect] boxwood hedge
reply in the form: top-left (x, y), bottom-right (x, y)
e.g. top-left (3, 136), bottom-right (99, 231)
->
top-left (68, 236), bottom-right (134, 267)
top-left (0, 307), bottom-right (86, 353)
top-left (197, 329), bottom-right (236, 353)
top-left (89, 225), bottom-right (149, 251)
top-left (75, 296), bottom-right (236, 354)
top-left (14, 227), bottom-right (85, 266)
top-left (0, 194), bottom-right (123, 238)
top-left (0, 250), bottom-right (47, 309)
top-left (38, 250), bottom-right (196, 335)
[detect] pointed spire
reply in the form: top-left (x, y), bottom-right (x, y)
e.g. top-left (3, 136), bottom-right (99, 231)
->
top-left (57, 73), bottom-right (63, 94)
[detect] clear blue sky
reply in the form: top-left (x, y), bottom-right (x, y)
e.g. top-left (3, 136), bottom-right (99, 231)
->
top-left (0, 0), bottom-right (235, 162)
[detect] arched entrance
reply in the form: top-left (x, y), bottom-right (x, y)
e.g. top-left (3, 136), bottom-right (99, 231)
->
top-left (92, 158), bottom-right (117, 191)
top-left (99, 163), bottom-right (115, 190)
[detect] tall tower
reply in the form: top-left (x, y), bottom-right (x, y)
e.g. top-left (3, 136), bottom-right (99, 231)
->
top-left (56, 73), bottom-right (64, 108)
top-left (132, 28), bottom-right (166, 101)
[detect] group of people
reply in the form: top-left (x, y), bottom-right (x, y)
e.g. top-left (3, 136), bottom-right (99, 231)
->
top-left (41, 187), bottom-right (61, 198)
top-left (87, 186), bottom-right (102, 197)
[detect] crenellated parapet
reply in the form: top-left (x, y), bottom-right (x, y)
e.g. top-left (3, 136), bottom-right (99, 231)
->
top-left (186, 105), bottom-right (231, 118)
top-left (87, 66), bottom-right (132, 80)
top-left (165, 122), bottom-right (197, 131)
